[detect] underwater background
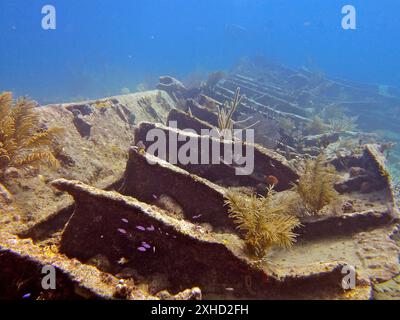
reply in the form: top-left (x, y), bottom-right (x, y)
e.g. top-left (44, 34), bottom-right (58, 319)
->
top-left (1, 1), bottom-right (400, 301)
top-left (1, 0), bottom-right (400, 184)
top-left (1, 0), bottom-right (400, 103)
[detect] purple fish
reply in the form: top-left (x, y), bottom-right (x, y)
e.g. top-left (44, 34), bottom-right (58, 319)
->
top-left (146, 225), bottom-right (155, 232)
top-left (137, 247), bottom-right (147, 252)
top-left (142, 242), bottom-right (151, 249)
top-left (22, 293), bottom-right (31, 299)
top-left (121, 218), bottom-right (129, 223)
top-left (136, 226), bottom-right (146, 231)
top-left (117, 228), bottom-right (127, 234)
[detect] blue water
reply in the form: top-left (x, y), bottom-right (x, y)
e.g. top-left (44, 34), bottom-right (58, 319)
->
top-left (0, 0), bottom-right (399, 103)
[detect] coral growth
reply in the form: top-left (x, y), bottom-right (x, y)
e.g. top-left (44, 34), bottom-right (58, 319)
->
top-left (92, 99), bottom-right (112, 110)
top-left (305, 116), bottom-right (329, 135)
top-left (217, 87), bottom-right (243, 139)
top-left (321, 104), bottom-right (346, 120)
top-left (216, 87), bottom-right (259, 140)
top-left (206, 71), bottom-right (225, 89)
top-left (224, 186), bottom-right (301, 259)
top-left (319, 104), bottom-right (358, 133)
top-left (277, 117), bottom-right (295, 135)
top-left (329, 115), bottom-right (358, 133)
top-left (292, 153), bottom-right (339, 216)
top-left (0, 92), bottom-right (63, 183)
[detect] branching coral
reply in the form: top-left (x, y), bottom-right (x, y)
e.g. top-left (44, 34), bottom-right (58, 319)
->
top-left (217, 87), bottom-right (259, 140)
top-left (329, 115), bottom-right (358, 133)
top-left (224, 186), bottom-right (301, 259)
top-left (217, 87), bottom-right (243, 139)
top-left (292, 153), bottom-right (339, 216)
top-left (0, 92), bottom-right (63, 181)
top-left (305, 116), bottom-right (329, 135)
top-left (320, 104), bottom-right (358, 133)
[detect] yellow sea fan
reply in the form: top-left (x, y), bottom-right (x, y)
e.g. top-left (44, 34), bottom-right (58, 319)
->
top-left (0, 92), bottom-right (63, 179)
top-left (0, 92), bottom-right (13, 120)
top-left (292, 153), bottom-right (339, 216)
top-left (225, 186), bottom-right (301, 259)
top-left (14, 151), bottom-right (59, 169)
top-left (22, 127), bottom-right (64, 149)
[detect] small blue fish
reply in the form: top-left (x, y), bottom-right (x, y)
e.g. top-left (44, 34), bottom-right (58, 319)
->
top-left (142, 242), bottom-right (151, 249)
top-left (118, 228), bottom-right (127, 234)
top-left (121, 218), bottom-right (128, 223)
top-left (192, 214), bottom-right (202, 219)
top-left (146, 225), bottom-right (155, 232)
top-left (137, 247), bottom-right (146, 252)
top-left (22, 293), bottom-right (31, 299)
top-left (136, 226), bottom-right (146, 231)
